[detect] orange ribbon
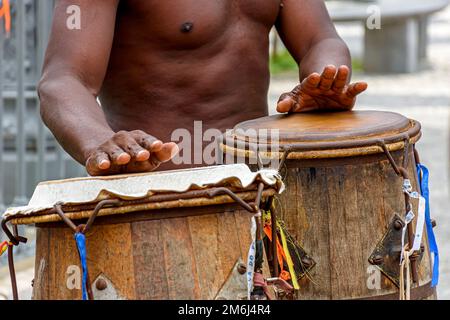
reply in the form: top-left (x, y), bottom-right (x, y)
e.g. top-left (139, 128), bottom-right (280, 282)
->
top-left (263, 224), bottom-right (291, 281)
top-left (0, 0), bottom-right (11, 35)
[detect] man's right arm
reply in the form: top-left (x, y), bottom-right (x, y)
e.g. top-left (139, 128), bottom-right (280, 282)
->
top-left (38, 0), bottom-right (177, 176)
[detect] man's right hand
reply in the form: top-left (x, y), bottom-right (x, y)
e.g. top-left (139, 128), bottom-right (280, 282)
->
top-left (85, 130), bottom-right (179, 176)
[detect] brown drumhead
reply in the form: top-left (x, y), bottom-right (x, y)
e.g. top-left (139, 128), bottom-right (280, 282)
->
top-left (222, 111), bottom-right (421, 159)
top-left (231, 111), bottom-right (411, 143)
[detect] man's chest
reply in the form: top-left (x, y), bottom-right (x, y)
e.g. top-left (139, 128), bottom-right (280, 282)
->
top-left (118, 0), bottom-right (281, 48)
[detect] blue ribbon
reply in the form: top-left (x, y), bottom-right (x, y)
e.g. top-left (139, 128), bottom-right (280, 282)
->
top-left (416, 164), bottom-right (439, 287)
top-left (74, 232), bottom-right (88, 300)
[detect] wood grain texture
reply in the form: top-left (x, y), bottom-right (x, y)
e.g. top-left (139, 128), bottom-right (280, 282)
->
top-left (294, 167), bottom-right (332, 299)
top-left (275, 150), bottom-right (435, 300)
top-left (327, 165), bottom-right (364, 299)
top-left (188, 214), bottom-right (224, 299)
top-left (356, 160), bottom-right (396, 296)
top-left (161, 217), bottom-right (201, 299)
top-left (32, 227), bottom-right (50, 300)
top-left (47, 227), bottom-right (79, 300)
top-left (233, 210), bottom-right (253, 263)
top-left (217, 211), bottom-right (244, 281)
top-left (85, 223), bottom-right (136, 299)
top-left (131, 219), bottom-right (169, 299)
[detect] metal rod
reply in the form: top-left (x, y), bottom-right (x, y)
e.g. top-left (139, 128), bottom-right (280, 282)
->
top-left (402, 137), bottom-right (411, 169)
top-left (8, 244), bottom-right (18, 300)
top-left (207, 187), bottom-right (256, 212)
top-left (54, 203), bottom-right (77, 232)
top-left (13, 0), bottom-right (28, 205)
top-left (83, 199), bottom-right (120, 233)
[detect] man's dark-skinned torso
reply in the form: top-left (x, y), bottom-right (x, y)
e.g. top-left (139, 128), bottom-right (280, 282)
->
top-left (100, 0), bottom-right (280, 169)
top-left (39, 0), bottom-right (364, 175)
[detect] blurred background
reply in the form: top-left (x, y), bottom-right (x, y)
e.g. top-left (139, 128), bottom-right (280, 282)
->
top-left (0, 0), bottom-right (449, 300)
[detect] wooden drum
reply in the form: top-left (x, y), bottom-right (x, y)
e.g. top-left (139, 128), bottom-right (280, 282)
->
top-left (221, 111), bottom-right (436, 300)
top-left (4, 165), bottom-right (282, 300)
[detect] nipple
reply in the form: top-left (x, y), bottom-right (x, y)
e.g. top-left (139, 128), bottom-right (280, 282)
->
top-left (180, 22), bottom-right (194, 33)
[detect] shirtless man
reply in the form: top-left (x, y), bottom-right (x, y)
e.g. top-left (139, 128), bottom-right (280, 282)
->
top-left (38, 0), bottom-right (367, 176)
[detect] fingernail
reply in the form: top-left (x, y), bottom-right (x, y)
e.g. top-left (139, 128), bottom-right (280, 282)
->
top-left (137, 150), bottom-right (150, 160)
top-left (118, 153), bottom-right (131, 163)
top-left (151, 140), bottom-right (163, 148)
top-left (99, 160), bottom-right (110, 169)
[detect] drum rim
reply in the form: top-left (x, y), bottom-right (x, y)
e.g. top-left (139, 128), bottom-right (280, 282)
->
top-left (8, 187), bottom-right (277, 226)
top-left (220, 117), bottom-right (421, 160)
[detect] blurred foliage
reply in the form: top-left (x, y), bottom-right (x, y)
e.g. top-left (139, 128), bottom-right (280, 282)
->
top-left (270, 50), bottom-right (364, 75)
top-left (270, 51), bottom-right (298, 75)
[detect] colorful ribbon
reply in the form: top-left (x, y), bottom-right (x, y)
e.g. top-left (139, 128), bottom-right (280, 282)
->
top-left (416, 164), bottom-right (439, 287)
top-left (0, 0), bottom-right (11, 35)
top-left (0, 240), bottom-right (11, 257)
top-left (74, 232), bottom-right (88, 300)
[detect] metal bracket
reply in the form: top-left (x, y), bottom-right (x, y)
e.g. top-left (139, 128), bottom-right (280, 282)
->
top-left (369, 213), bottom-right (424, 288)
top-left (215, 259), bottom-right (248, 300)
top-left (92, 274), bottom-right (125, 300)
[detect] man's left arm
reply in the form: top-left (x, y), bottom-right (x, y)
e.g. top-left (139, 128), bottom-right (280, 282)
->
top-left (275, 0), bottom-right (367, 112)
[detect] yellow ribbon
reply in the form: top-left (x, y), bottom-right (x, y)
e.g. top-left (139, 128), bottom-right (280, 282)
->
top-left (277, 221), bottom-right (300, 290)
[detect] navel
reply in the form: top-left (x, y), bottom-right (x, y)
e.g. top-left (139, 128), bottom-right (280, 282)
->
top-left (180, 22), bottom-right (194, 33)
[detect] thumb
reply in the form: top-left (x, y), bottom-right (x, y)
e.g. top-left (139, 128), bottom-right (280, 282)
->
top-left (277, 92), bottom-right (296, 113)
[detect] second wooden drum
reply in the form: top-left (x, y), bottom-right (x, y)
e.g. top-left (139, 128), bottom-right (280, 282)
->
top-left (221, 110), bottom-right (436, 300)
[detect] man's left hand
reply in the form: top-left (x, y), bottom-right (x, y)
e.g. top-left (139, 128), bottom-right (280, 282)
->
top-left (277, 65), bottom-right (368, 113)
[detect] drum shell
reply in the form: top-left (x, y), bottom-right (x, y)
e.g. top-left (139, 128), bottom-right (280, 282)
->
top-left (271, 149), bottom-right (434, 299)
top-left (219, 111), bottom-right (436, 300)
top-left (31, 203), bottom-right (256, 300)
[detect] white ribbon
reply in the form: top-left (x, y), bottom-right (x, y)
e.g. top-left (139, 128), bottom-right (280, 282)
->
top-left (400, 210), bottom-right (415, 265)
top-left (246, 215), bottom-right (257, 300)
top-left (411, 196), bottom-right (426, 252)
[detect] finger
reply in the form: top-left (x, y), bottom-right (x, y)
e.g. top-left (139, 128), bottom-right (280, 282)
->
top-left (332, 65), bottom-right (349, 92)
top-left (153, 142), bottom-right (179, 163)
top-left (85, 151), bottom-right (111, 176)
top-left (301, 73), bottom-right (321, 91)
top-left (102, 143), bottom-right (131, 166)
top-left (150, 140), bottom-right (164, 153)
top-left (277, 93), bottom-right (296, 113)
top-left (345, 82), bottom-right (368, 98)
top-left (318, 65), bottom-right (337, 91)
top-left (131, 131), bottom-right (162, 152)
top-left (114, 133), bottom-right (150, 162)
top-left (293, 95), bottom-right (319, 112)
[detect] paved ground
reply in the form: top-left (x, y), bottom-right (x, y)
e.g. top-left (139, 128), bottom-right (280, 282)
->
top-left (1, 6), bottom-right (449, 300)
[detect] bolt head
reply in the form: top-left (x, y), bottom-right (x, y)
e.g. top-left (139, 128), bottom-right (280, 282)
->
top-left (372, 255), bottom-right (384, 265)
top-left (431, 219), bottom-right (437, 228)
top-left (95, 278), bottom-right (108, 291)
top-left (237, 263), bottom-right (247, 275)
top-left (394, 220), bottom-right (404, 230)
top-left (301, 257), bottom-right (313, 268)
